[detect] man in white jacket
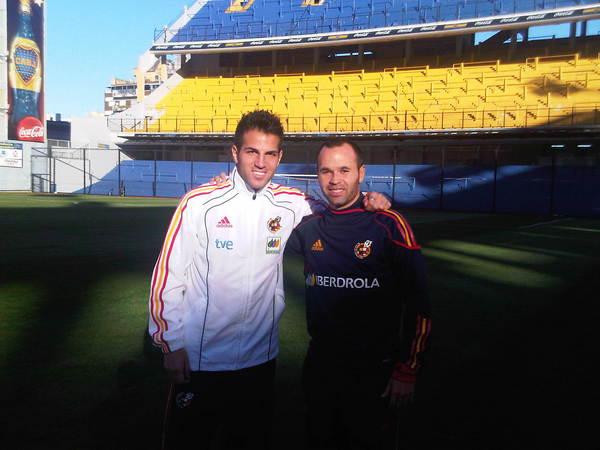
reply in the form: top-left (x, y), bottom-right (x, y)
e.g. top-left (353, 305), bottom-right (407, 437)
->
top-left (148, 110), bottom-right (389, 449)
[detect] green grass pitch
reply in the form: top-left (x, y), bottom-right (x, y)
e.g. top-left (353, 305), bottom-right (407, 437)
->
top-left (1, 193), bottom-right (599, 449)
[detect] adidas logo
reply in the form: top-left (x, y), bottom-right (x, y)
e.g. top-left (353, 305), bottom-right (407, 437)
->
top-left (217, 216), bottom-right (233, 228)
top-left (311, 239), bottom-right (324, 252)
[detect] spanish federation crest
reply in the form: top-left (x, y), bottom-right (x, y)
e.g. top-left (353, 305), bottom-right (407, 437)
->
top-left (354, 240), bottom-right (372, 259)
top-left (267, 216), bottom-right (282, 233)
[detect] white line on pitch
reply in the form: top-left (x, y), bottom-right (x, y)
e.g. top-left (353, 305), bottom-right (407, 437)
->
top-left (519, 217), bottom-right (572, 229)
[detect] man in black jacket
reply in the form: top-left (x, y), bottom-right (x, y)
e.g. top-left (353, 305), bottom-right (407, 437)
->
top-left (287, 139), bottom-right (431, 450)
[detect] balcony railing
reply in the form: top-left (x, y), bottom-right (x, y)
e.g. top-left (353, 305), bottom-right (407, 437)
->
top-left (109, 106), bottom-right (600, 134)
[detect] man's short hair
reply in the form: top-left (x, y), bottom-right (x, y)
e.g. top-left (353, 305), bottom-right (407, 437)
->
top-left (318, 139), bottom-right (364, 168)
top-left (234, 110), bottom-right (284, 150)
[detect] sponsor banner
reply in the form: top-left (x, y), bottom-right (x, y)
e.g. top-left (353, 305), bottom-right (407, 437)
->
top-left (151, 5), bottom-right (600, 54)
top-left (306, 273), bottom-right (380, 289)
top-left (7, 0), bottom-right (45, 143)
top-left (215, 238), bottom-right (234, 250)
top-left (0, 142), bottom-right (24, 168)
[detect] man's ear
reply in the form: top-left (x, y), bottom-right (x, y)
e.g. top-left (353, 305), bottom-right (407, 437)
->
top-left (359, 165), bottom-right (366, 183)
top-left (231, 145), bottom-right (239, 164)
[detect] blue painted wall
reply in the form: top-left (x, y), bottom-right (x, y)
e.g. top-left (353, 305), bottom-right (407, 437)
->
top-left (83, 160), bottom-right (600, 217)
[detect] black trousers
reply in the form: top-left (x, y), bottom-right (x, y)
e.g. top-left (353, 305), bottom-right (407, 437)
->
top-left (165, 359), bottom-right (276, 450)
top-left (302, 346), bottom-right (396, 450)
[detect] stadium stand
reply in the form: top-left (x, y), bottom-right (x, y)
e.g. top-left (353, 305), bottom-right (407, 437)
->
top-left (108, 0), bottom-right (600, 136)
top-left (157, 0), bottom-right (599, 42)
top-left (98, 0), bottom-right (600, 216)
top-left (139, 53), bottom-right (599, 133)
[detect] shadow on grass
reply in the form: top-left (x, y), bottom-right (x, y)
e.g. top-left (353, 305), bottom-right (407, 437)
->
top-left (1, 201), bottom-right (599, 450)
top-left (409, 221), bottom-right (600, 450)
top-left (281, 216), bottom-right (600, 450)
top-left (0, 203), bottom-right (174, 450)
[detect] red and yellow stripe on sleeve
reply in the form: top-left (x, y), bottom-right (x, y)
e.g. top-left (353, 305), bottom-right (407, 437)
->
top-left (379, 210), bottom-right (420, 249)
top-left (406, 314), bottom-right (432, 371)
top-left (268, 184), bottom-right (306, 197)
top-left (392, 314), bottom-right (432, 382)
top-left (149, 182), bottom-right (231, 352)
top-left (269, 186), bottom-right (305, 197)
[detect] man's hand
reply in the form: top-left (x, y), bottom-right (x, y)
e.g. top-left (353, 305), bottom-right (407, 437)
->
top-left (209, 172), bottom-right (229, 185)
top-left (363, 192), bottom-right (391, 211)
top-left (164, 348), bottom-right (191, 384)
top-left (381, 377), bottom-right (415, 407)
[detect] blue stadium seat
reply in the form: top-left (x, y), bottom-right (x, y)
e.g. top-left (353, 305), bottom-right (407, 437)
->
top-left (168, 0), bottom-right (596, 42)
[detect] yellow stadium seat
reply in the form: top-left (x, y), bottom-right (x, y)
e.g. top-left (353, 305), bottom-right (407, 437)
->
top-left (148, 54), bottom-right (600, 133)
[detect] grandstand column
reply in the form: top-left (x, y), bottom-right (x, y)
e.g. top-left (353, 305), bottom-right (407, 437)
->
top-left (52, 156), bottom-right (56, 194)
top-left (508, 31), bottom-right (519, 60)
top-left (190, 150), bottom-right (194, 191)
top-left (439, 147), bottom-right (445, 210)
top-left (312, 47), bottom-right (319, 72)
top-left (118, 150), bottom-right (121, 195)
top-left (455, 36), bottom-right (463, 58)
top-left (83, 148), bottom-right (87, 194)
top-left (492, 147), bottom-right (498, 213)
top-left (153, 151), bottom-right (157, 197)
top-left (550, 150), bottom-right (557, 216)
top-left (391, 147), bottom-right (397, 201)
top-left (464, 33), bottom-right (474, 52)
top-left (569, 22), bottom-right (577, 49)
top-left (47, 144), bottom-right (54, 193)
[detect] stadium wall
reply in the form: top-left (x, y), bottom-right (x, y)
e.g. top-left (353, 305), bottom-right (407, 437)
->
top-left (31, 140), bottom-right (600, 217)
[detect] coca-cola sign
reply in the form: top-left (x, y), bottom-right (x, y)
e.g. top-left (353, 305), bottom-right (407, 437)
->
top-left (17, 116), bottom-right (45, 142)
top-left (7, 0), bottom-right (45, 143)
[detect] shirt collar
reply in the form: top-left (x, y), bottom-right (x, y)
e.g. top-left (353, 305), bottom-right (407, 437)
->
top-left (327, 194), bottom-right (365, 214)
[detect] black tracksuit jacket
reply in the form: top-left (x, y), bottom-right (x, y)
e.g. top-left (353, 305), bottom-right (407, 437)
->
top-left (287, 195), bottom-right (431, 379)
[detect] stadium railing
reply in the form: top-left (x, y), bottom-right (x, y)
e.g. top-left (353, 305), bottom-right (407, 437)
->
top-left (113, 106), bottom-right (600, 134)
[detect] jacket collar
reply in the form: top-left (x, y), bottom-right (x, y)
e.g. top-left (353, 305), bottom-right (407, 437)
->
top-left (231, 167), bottom-right (271, 198)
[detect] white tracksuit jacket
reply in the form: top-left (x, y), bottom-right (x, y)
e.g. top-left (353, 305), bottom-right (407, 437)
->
top-left (148, 168), bottom-right (315, 371)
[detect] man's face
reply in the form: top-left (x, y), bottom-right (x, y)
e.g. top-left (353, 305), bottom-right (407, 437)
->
top-left (232, 129), bottom-right (282, 191)
top-left (317, 143), bottom-right (365, 210)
